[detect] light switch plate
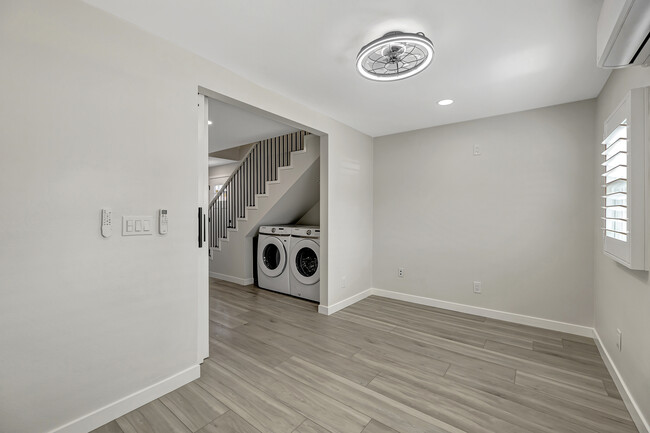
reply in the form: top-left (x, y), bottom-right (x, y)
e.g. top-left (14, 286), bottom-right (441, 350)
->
top-left (122, 216), bottom-right (153, 236)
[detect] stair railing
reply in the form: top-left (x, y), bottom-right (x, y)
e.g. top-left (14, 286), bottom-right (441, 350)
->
top-left (208, 130), bottom-right (308, 249)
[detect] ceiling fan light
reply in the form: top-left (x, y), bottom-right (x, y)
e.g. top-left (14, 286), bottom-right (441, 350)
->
top-left (356, 31), bottom-right (435, 82)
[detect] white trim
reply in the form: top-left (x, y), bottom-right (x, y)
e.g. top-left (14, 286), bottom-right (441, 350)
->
top-left (47, 365), bottom-right (200, 433)
top-left (318, 288), bottom-right (374, 315)
top-left (197, 93), bottom-right (209, 362)
top-left (593, 329), bottom-right (650, 433)
top-left (209, 272), bottom-right (254, 286)
top-left (370, 289), bottom-right (594, 337)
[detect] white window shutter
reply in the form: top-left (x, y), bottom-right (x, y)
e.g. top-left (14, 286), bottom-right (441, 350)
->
top-left (602, 87), bottom-right (648, 270)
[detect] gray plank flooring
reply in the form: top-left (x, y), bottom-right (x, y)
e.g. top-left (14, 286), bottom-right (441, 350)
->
top-left (92, 278), bottom-right (638, 433)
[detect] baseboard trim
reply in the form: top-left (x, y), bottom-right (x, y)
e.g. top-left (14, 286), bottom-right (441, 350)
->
top-left (48, 365), bottom-right (200, 433)
top-left (318, 288), bottom-right (374, 315)
top-left (371, 289), bottom-right (594, 337)
top-left (209, 272), bottom-right (253, 286)
top-left (593, 329), bottom-right (649, 433)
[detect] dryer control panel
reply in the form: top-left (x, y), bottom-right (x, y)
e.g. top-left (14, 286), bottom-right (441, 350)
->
top-left (291, 226), bottom-right (320, 238)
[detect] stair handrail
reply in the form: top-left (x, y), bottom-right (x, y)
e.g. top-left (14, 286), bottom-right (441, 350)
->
top-left (208, 130), bottom-right (308, 249)
top-left (209, 141), bottom-right (259, 208)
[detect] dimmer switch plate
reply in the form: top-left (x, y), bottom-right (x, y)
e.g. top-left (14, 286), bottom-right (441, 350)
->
top-left (122, 216), bottom-right (153, 236)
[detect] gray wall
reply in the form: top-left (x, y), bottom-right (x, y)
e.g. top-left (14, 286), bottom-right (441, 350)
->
top-left (373, 100), bottom-right (596, 326)
top-left (594, 67), bottom-right (650, 428)
top-left (0, 1), bottom-right (373, 432)
top-left (296, 201), bottom-right (320, 225)
top-left (209, 163), bottom-right (239, 179)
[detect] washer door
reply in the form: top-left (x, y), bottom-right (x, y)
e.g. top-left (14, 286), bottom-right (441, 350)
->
top-left (290, 239), bottom-right (320, 285)
top-left (259, 236), bottom-right (287, 277)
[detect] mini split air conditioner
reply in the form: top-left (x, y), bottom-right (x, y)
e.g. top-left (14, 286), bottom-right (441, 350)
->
top-left (597, 0), bottom-right (650, 68)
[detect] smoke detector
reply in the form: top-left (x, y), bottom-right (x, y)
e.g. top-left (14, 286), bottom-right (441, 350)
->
top-left (356, 31), bottom-right (435, 81)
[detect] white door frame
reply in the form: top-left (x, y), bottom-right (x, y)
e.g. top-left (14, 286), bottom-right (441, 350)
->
top-left (197, 93), bottom-right (209, 362)
top-left (199, 86), bottom-right (329, 320)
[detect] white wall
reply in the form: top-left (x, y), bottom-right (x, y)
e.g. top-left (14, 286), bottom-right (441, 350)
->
top-left (209, 163), bottom-right (239, 179)
top-left (326, 135), bottom-right (374, 306)
top-left (594, 67), bottom-right (650, 430)
top-left (373, 100), bottom-right (596, 327)
top-left (296, 201), bottom-right (320, 225)
top-left (0, 1), bottom-right (373, 432)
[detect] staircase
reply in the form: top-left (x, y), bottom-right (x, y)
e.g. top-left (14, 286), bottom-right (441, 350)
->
top-left (208, 131), bottom-right (320, 284)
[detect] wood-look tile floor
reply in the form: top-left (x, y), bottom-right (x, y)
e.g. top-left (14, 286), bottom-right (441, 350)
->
top-left (93, 278), bottom-right (638, 433)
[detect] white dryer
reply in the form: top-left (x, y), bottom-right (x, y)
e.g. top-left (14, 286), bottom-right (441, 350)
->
top-left (257, 226), bottom-right (292, 294)
top-left (289, 226), bottom-right (320, 302)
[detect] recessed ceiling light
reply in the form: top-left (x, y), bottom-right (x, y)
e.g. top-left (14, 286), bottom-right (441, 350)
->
top-left (438, 99), bottom-right (454, 106)
top-left (208, 121), bottom-right (213, 125)
top-left (356, 31), bottom-right (435, 82)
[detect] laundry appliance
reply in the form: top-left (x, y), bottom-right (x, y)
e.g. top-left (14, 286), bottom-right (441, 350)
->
top-left (257, 225), bottom-right (292, 294)
top-left (289, 226), bottom-right (320, 302)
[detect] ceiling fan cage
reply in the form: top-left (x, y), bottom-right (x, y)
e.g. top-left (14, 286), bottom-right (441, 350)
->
top-left (356, 31), bottom-right (435, 81)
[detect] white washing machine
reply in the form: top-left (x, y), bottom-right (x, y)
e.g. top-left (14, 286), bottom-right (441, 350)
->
top-left (289, 226), bottom-right (320, 302)
top-left (257, 226), bottom-right (292, 294)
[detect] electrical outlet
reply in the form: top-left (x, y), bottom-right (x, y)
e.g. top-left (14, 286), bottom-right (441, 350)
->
top-left (616, 329), bottom-right (622, 351)
top-left (341, 276), bottom-right (347, 288)
top-left (473, 281), bottom-right (482, 294)
top-left (398, 267), bottom-right (405, 278)
top-left (473, 144), bottom-right (481, 156)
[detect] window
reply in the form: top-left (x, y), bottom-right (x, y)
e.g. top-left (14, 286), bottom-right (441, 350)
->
top-left (210, 184), bottom-right (226, 201)
top-left (602, 121), bottom-right (628, 242)
top-left (602, 87), bottom-right (648, 270)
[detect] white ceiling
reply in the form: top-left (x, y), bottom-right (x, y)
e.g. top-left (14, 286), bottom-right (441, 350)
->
top-left (85, 0), bottom-right (611, 137)
top-left (207, 98), bottom-right (297, 153)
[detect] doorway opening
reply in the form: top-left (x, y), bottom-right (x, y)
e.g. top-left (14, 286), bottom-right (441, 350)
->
top-left (197, 88), bottom-right (328, 360)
